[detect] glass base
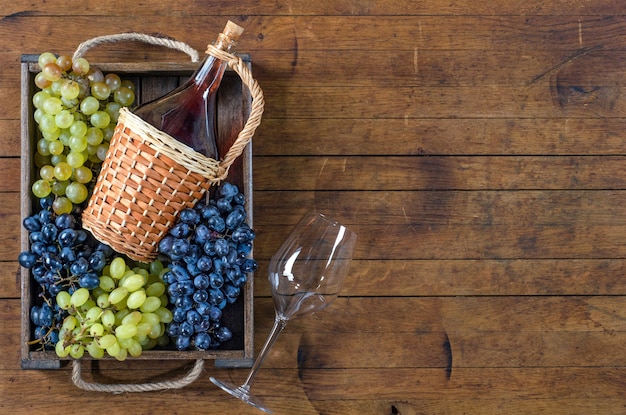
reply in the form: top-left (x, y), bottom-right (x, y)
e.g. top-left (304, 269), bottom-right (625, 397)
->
top-left (210, 377), bottom-right (273, 414)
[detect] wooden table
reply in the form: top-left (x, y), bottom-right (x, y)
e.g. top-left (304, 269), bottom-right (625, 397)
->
top-left (2, 1), bottom-right (626, 414)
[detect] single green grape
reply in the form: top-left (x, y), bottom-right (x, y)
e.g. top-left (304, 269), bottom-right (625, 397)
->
top-left (51, 180), bottom-right (69, 196)
top-left (72, 57), bottom-right (90, 75)
top-left (32, 179), bottom-right (51, 198)
top-left (126, 290), bottom-right (147, 309)
top-left (113, 86), bottom-right (136, 107)
top-left (104, 73), bottom-right (122, 91)
top-left (52, 196), bottom-right (73, 215)
top-left (90, 111), bottom-right (111, 129)
top-left (38, 52), bottom-right (57, 69)
top-left (42, 96), bottom-right (63, 115)
top-left (73, 165), bottom-right (93, 184)
top-left (32, 90), bottom-right (51, 109)
top-left (47, 139), bottom-right (64, 156)
top-left (42, 62), bottom-right (63, 82)
top-left (35, 72), bottom-right (52, 89)
top-left (85, 127), bottom-right (104, 146)
top-left (53, 161), bottom-right (72, 181)
top-left (70, 288), bottom-right (90, 308)
top-left (66, 151), bottom-right (86, 169)
top-left (79, 96), bottom-right (99, 115)
top-left (90, 81), bottom-right (110, 100)
top-left (109, 257), bottom-right (127, 280)
top-left (39, 114), bottom-right (59, 134)
top-left (69, 135), bottom-right (88, 152)
top-left (69, 120), bottom-right (88, 137)
top-left (60, 79), bottom-right (80, 100)
top-left (54, 109), bottom-right (74, 129)
top-left (36, 138), bottom-right (51, 156)
top-left (115, 323), bottom-right (138, 339)
top-left (39, 165), bottom-right (55, 181)
top-left (56, 55), bottom-right (72, 72)
top-left (69, 344), bottom-right (85, 359)
top-left (66, 182), bottom-right (88, 204)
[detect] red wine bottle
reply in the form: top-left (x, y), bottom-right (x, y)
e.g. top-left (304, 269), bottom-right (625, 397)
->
top-left (133, 21), bottom-right (244, 159)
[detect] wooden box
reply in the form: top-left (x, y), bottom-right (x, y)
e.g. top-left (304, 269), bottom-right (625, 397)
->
top-left (20, 55), bottom-right (255, 369)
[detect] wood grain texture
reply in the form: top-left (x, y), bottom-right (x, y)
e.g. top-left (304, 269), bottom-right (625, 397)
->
top-left (2, 0), bottom-right (626, 414)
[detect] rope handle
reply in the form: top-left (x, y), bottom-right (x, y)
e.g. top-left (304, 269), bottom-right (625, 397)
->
top-left (71, 359), bottom-right (204, 393)
top-left (71, 32), bottom-right (265, 183)
top-left (72, 32), bottom-right (200, 62)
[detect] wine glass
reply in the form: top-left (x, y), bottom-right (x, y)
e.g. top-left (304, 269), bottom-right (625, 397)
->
top-left (210, 211), bottom-right (357, 413)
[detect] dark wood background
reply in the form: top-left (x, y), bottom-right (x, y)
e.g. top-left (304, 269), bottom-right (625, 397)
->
top-left (2, 1), bottom-right (626, 414)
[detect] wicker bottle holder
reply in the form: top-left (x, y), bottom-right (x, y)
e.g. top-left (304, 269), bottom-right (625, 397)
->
top-left (80, 36), bottom-right (264, 263)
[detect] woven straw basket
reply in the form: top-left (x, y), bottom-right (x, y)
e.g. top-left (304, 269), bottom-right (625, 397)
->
top-left (81, 37), bottom-right (264, 263)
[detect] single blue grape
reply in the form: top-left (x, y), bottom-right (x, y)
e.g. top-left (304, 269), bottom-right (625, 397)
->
top-left (194, 224), bottom-right (211, 245)
top-left (70, 257), bottom-right (89, 275)
top-left (79, 272), bottom-right (100, 290)
top-left (193, 332), bottom-right (211, 350)
top-left (89, 251), bottom-right (106, 271)
top-left (23, 215), bottom-right (42, 232)
top-left (216, 198), bottom-right (232, 214)
top-left (214, 238), bottom-right (229, 257)
top-left (193, 273), bottom-right (210, 290)
top-left (39, 195), bottom-right (54, 210)
top-left (197, 255), bottom-right (212, 272)
top-left (167, 322), bottom-right (181, 336)
top-left (225, 207), bottom-right (246, 230)
top-left (54, 213), bottom-right (75, 230)
top-left (170, 223), bottom-right (191, 239)
top-left (186, 309), bottom-right (201, 325)
top-left (193, 289), bottom-right (208, 303)
top-left (172, 307), bottom-right (186, 323)
top-left (209, 272), bottom-right (224, 289)
top-left (199, 204), bottom-right (220, 219)
top-left (206, 215), bottom-right (225, 233)
top-left (75, 230), bottom-right (88, 244)
top-left (179, 321), bottom-right (194, 337)
top-left (18, 251), bottom-right (38, 268)
top-left (208, 306), bottom-right (222, 321)
top-left (175, 335), bottom-right (191, 350)
top-left (179, 208), bottom-right (200, 225)
top-left (208, 289), bottom-right (225, 306)
top-left (30, 305), bottom-right (42, 326)
top-left (214, 326), bottom-right (233, 342)
top-left (59, 246), bottom-right (77, 263)
top-left (219, 182), bottom-right (239, 199)
top-left (57, 228), bottom-right (77, 247)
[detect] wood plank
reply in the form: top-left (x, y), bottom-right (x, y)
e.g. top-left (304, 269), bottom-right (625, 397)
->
top-left (312, 400), bottom-right (626, 415)
top-left (8, 49), bottom-right (626, 89)
top-left (255, 258), bottom-right (626, 297)
top-left (251, 156), bottom-right (626, 191)
top-left (10, 116), bottom-right (626, 157)
top-left (10, 257), bottom-right (626, 299)
top-left (12, 156), bottom-right (626, 194)
top-left (3, 0), bottom-right (626, 17)
top-left (2, 16), bottom-right (626, 54)
top-left (252, 297), bottom-right (626, 334)
top-left (10, 190), bottom-right (626, 262)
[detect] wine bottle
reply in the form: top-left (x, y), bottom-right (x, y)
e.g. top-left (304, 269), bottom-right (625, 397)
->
top-left (133, 21), bottom-right (245, 159)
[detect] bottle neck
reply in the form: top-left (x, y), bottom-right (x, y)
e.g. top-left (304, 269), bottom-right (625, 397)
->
top-left (192, 33), bottom-right (237, 86)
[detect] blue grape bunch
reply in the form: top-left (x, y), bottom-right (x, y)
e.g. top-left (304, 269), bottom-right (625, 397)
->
top-left (18, 195), bottom-right (115, 349)
top-left (158, 182), bottom-right (257, 351)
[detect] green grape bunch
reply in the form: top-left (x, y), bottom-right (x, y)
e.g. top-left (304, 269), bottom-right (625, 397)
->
top-left (55, 257), bottom-right (173, 360)
top-left (31, 52), bottom-right (136, 215)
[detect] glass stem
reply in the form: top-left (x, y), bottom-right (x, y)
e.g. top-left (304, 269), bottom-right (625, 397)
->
top-left (241, 315), bottom-right (288, 390)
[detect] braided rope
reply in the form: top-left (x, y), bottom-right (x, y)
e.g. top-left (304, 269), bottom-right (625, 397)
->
top-left (71, 359), bottom-right (205, 393)
top-left (206, 44), bottom-right (265, 181)
top-left (72, 32), bottom-right (200, 62)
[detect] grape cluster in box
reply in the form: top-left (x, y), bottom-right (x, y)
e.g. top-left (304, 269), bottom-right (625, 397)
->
top-left (159, 183), bottom-right (257, 351)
